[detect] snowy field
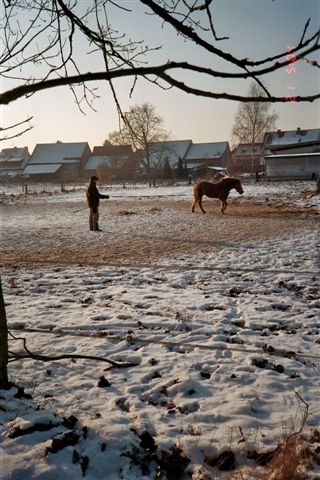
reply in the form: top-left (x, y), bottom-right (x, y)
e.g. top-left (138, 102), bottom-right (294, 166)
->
top-left (1, 180), bottom-right (320, 479)
top-left (1, 180), bottom-right (320, 211)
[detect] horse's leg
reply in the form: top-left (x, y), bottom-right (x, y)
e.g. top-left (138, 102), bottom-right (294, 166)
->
top-left (198, 195), bottom-right (206, 214)
top-left (191, 191), bottom-right (197, 212)
top-left (221, 200), bottom-right (227, 214)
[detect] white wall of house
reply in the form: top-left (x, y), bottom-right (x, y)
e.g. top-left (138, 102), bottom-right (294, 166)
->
top-left (265, 154), bottom-right (320, 179)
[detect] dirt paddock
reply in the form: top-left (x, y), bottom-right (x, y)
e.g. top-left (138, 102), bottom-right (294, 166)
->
top-left (1, 196), bottom-right (318, 268)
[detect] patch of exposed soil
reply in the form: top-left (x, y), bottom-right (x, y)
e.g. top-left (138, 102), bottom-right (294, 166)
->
top-left (1, 198), bottom-right (318, 268)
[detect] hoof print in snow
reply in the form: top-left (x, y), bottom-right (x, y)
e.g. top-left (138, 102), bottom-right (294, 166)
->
top-left (273, 364), bottom-right (285, 374)
top-left (187, 388), bottom-right (196, 395)
top-left (271, 303), bottom-right (290, 311)
top-left (205, 450), bottom-right (236, 471)
top-left (252, 358), bottom-right (285, 374)
top-left (97, 376), bottom-right (111, 388)
top-left (203, 304), bottom-right (227, 311)
top-left (116, 397), bottom-right (130, 412)
top-left (262, 344), bottom-right (275, 353)
top-left (80, 456), bottom-right (89, 476)
top-left (72, 450), bottom-right (89, 477)
top-left (45, 431), bottom-right (80, 455)
top-left (72, 449), bottom-right (80, 464)
top-left (226, 287), bottom-right (246, 297)
top-left (233, 320), bottom-right (246, 328)
top-left (62, 415), bottom-right (79, 429)
top-left (178, 402), bottom-right (199, 415)
top-left (136, 320), bottom-right (146, 328)
top-left (81, 297), bottom-right (94, 305)
top-left (159, 386), bottom-right (168, 396)
top-left (138, 431), bottom-right (158, 453)
top-left (158, 446), bottom-right (191, 479)
top-left (14, 386), bottom-right (32, 400)
top-left (149, 358), bottom-right (159, 366)
top-left (252, 358), bottom-right (268, 369)
top-left (200, 371), bottom-right (211, 379)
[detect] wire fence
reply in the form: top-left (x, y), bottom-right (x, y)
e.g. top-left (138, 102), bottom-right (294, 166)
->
top-left (5, 258), bottom-right (320, 368)
top-left (9, 326), bottom-right (320, 362)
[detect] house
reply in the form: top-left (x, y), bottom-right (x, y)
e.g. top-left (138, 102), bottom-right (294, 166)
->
top-left (146, 140), bottom-right (192, 169)
top-left (184, 142), bottom-right (231, 178)
top-left (262, 128), bottom-right (320, 180)
top-left (134, 139), bottom-right (192, 181)
top-left (262, 127), bottom-right (320, 155)
top-left (23, 142), bottom-right (91, 182)
top-left (229, 143), bottom-right (263, 174)
top-left (264, 153), bottom-right (320, 180)
top-left (84, 144), bottom-right (138, 181)
top-left (0, 147), bottom-right (30, 179)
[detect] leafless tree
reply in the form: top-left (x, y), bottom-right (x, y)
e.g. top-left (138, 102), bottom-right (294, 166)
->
top-left (108, 103), bottom-right (169, 178)
top-left (232, 83), bottom-right (279, 169)
top-left (1, 0), bottom-right (319, 116)
top-left (232, 84), bottom-right (279, 144)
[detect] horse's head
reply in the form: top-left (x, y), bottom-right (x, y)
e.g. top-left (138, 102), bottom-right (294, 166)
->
top-left (234, 178), bottom-right (244, 195)
top-left (221, 177), bottom-right (244, 194)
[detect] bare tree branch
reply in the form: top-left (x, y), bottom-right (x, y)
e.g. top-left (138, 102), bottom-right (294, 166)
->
top-left (0, 115), bottom-right (33, 132)
top-left (8, 331), bottom-right (139, 369)
top-left (0, 0), bottom-right (319, 119)
top-left (2, 62), bottom-right (320, 106)
top-left (0, 116), bottom-right (33, 141)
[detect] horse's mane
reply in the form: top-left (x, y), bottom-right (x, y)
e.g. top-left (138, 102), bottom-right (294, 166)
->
top-left (217, 176), bottom-right (236, 185)
top-left (195, 176), bottom-right (240, 187)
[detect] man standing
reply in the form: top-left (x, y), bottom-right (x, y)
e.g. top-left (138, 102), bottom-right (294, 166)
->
top-left (86, 176), bottom-right (109, 231)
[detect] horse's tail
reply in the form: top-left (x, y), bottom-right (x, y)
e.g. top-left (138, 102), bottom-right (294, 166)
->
top-left (193, 182), bottom-right (199, 201)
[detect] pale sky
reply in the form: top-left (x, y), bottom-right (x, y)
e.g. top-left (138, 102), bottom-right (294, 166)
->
top-left (1, 0), bottom-right (319, 152)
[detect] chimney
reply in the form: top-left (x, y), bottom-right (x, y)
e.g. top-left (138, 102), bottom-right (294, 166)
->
top-left (296, 127), bottom-right (301, 134)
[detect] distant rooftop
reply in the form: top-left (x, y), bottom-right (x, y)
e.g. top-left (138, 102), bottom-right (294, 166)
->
top-left (185, 142), bottom-right (229, 160)
top-left (28, 142), bottom-right (90, 165)
top-left (148, 140), bottom-right (192, 167)
top-left (263, 128), bottom-right (320, 154)
top-left (233, 143), bottom-right (263, 156)
top-left (0, 147), bottom-right (29, 159)
top-left (23, 164), bottom-right (62, 175)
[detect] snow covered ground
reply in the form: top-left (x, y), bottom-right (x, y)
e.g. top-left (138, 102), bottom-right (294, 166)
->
top-left (1, 180), bottom-right (319, 479)
top-left (1, 180), bottom-right (320, 211)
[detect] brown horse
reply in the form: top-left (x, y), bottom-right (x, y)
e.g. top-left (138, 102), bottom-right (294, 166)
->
top-left (191, 176), bottom-right (244, 214)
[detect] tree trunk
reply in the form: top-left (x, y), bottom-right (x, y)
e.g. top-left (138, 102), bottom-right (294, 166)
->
top-left (0, 277), bottom-right (9, 387)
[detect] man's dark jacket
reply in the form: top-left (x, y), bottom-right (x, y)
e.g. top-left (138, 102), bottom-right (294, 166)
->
top-left (86, 184), bottom-right (108, 212)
